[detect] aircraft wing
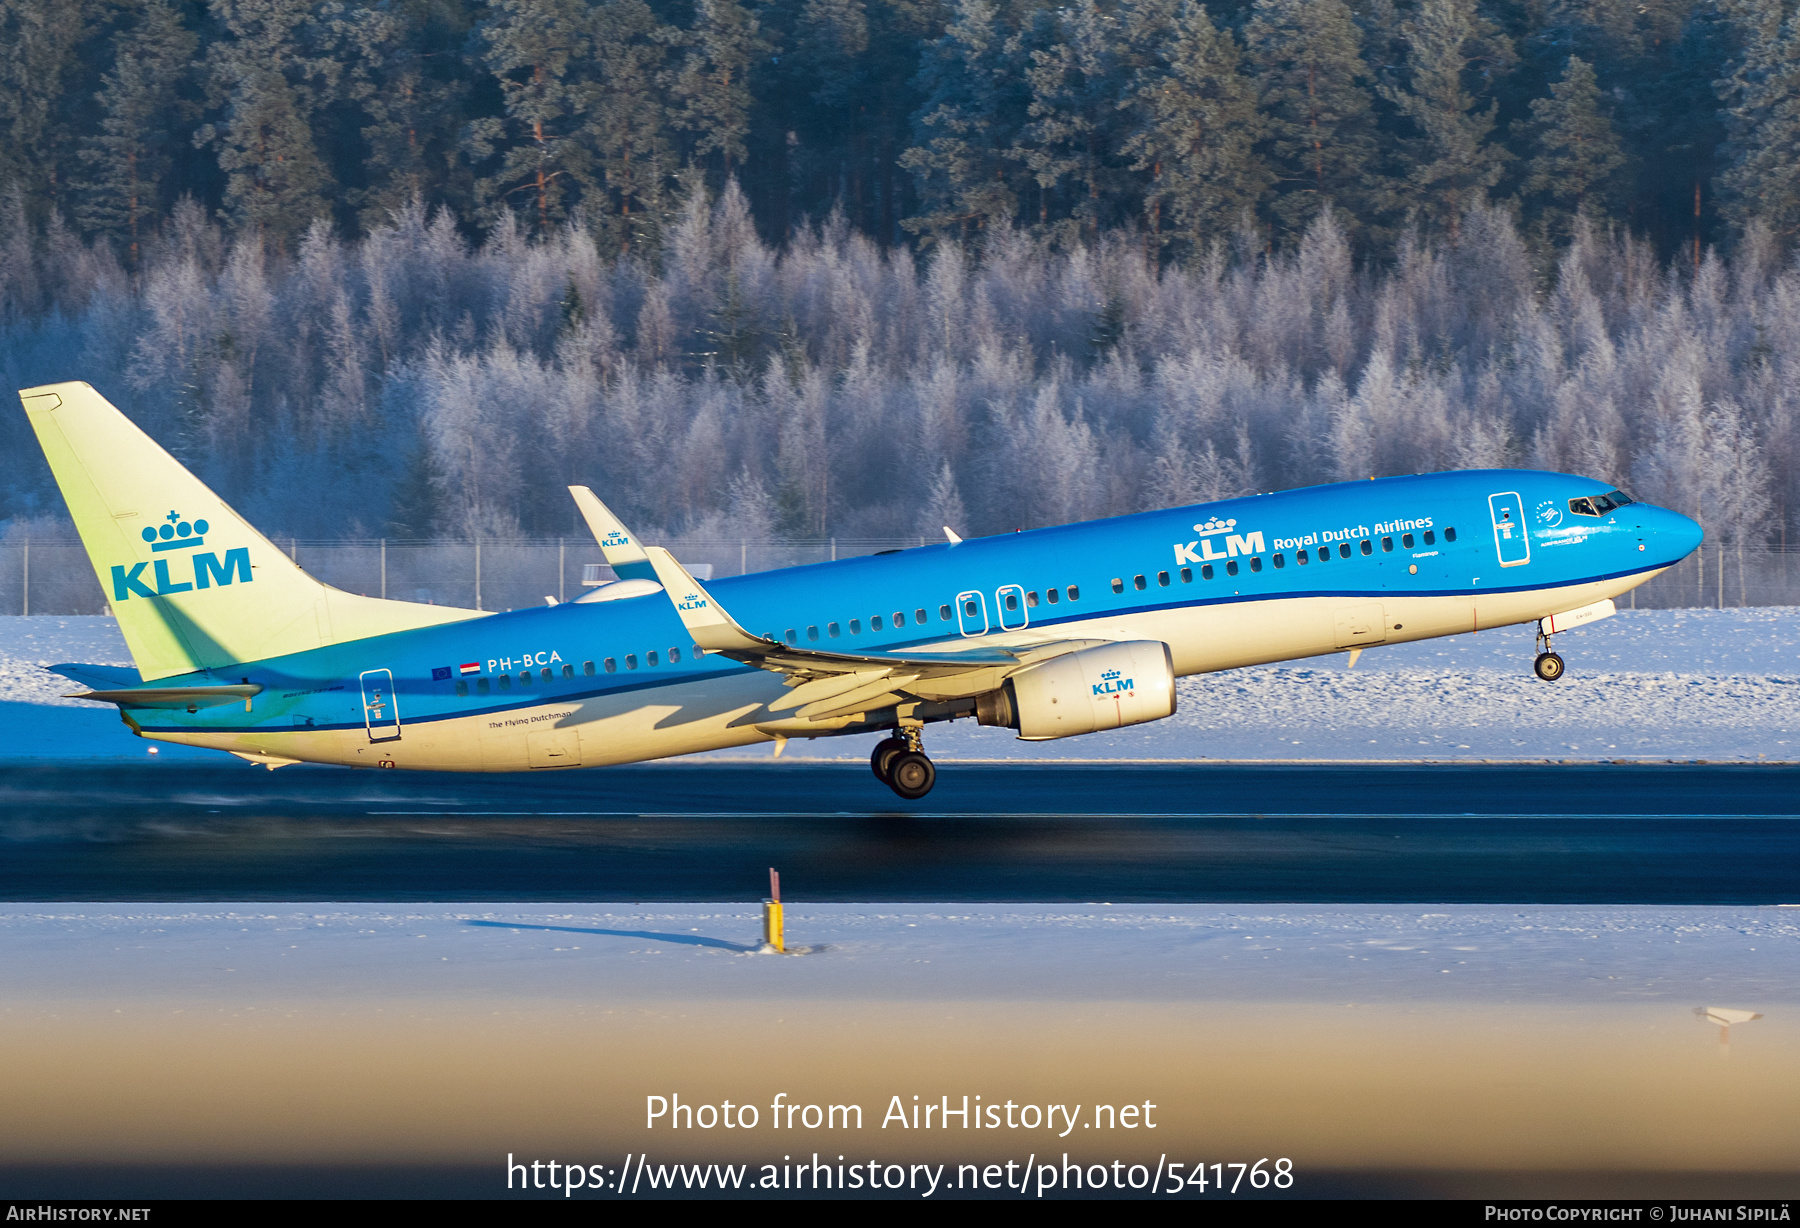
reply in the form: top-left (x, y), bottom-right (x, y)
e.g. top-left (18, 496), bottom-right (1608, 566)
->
top-left (642, 547), bottom-right (1103, 720)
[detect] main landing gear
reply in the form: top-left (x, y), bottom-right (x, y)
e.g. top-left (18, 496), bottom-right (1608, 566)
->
top-left (870, 727), bottom-right (936, 800)
top-left (1533, 626), bottom-right (1565, 681)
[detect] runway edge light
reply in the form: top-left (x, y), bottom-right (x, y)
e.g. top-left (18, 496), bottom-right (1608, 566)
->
top-left (764, 867), bottom-right (785, 953)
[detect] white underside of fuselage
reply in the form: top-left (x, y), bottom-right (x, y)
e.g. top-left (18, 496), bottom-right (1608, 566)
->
top-left (144, 569), bottom-right (1660, 771)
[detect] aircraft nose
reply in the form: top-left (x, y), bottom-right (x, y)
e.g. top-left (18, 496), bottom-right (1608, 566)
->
top-left (1650, 506), bottom-right (1703, 564)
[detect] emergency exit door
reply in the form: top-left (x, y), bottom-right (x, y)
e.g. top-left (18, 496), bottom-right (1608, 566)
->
top-left (1488, 491), bottom-right (1531, 567)
top-left (359, 668), bottom-right (402, 742)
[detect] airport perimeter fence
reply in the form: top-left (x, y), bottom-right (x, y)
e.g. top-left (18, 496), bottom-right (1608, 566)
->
top-left (0, 535), bottom-right (1796, 617)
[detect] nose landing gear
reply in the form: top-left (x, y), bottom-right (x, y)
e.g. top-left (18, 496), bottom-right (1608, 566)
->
top-left (870, 726), bottom-right (936, 799)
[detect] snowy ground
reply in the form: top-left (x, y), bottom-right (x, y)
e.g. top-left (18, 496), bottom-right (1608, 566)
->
top-left (4, 609), bottom-right (1798, 762)
top-left (4, 904), bottom-right (1796, 1178)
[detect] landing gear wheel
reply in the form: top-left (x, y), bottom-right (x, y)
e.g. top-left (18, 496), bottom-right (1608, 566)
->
top-left (870, 736), bottom-right (907, 782)
top-left (887, 750), bottom-right (936, 800)
top-left (1533, 651), bottom-right (1565, 682)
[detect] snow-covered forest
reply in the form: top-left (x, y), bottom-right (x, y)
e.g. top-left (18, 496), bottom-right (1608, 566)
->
top-left (1, 0), bottom-right (1799, 558)
top-left (1, 186), bottom-right (1795, 556)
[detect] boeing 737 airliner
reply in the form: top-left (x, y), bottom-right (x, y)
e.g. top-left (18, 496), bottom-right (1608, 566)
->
top-left (21, 382), bottom-right (1702, 798)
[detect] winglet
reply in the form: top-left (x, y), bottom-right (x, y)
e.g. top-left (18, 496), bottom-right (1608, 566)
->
top-left (643, 546), bottom-right (770, 653)
top-left (944, 526), bottom-right (963, 545)
top-left (568, 486), bottom-right (656, 580)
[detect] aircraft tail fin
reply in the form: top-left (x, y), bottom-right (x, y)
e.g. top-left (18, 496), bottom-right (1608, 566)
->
top-left (19, 381), bottom-right (485, 681)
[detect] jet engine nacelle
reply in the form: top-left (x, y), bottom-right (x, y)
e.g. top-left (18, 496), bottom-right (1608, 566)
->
top-left (976, 640), bottom-right (1176, 741)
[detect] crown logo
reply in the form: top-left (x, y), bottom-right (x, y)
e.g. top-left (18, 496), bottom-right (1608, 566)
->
top-left (1101, 669), bottom-right (1121, 680)
top-left (1193, 517), bottom-right (1237, 533)
top-left (141, 510), bottom-right (209, 552)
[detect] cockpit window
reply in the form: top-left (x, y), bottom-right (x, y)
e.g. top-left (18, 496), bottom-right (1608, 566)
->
top-left (1606, 488), bottom-right (1634, 506)
top-left (1569, 492), bottom-right (1626, 517)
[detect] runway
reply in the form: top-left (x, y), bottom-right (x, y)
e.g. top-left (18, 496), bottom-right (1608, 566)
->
top-left (5, 762), bottom-right (1798, 903)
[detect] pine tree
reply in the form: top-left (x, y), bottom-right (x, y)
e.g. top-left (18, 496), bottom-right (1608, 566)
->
top-left (196, 0), bottom-right (338, 252)
top-left (1244, 0), bottom-right (1384, 243)
top-left (1520, 56), bottom-right (1627, 240)
top-left (1124, 0), bottom-right (1264, 255)
top-left (1379, 0), bottom-right (1514, 239)
top-left (468, 0), bottom-right (592, 234)
top-left (0, 0), bottom-right (93, 215)
top-left (668, 0), bottom-right (767, 181)
top-left (1717, 0), bottom-right (1800, 242)
top-left (900, 0), bottom-right (1032, 242)
top-left (581, 0), bottom-right (677, 251)
top-left (334, 0), bottom-right (476, 230)
top-left (76, 0), bottom-right (198, 265)
top-left (1016, 0), bottom-right (1145, 239)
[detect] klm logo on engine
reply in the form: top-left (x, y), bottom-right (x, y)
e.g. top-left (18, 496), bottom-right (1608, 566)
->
top-left (1093, 668), bottom-right (1134, 697)
top-left (1173, 517), bottom-right (1264, 566)
top-left (112, 509), bottom-right (252, 601)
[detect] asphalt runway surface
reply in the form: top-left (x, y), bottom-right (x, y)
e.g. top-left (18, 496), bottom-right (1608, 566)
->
top-left (4, 762), bottom-right (1798, 903)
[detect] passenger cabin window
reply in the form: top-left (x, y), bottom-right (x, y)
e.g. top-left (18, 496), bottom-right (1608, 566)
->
top-left (563, 663), bottom-right (574, 678)
top-left (499, 674), bottom-right (512, 691)
top-left (1273, 554), bottom-right (1285, 569)
top-left (647, 651), bottom-right (659, 667)
top-left (940, 604), bottom-right (953, 620)
top-left (1402, 533), bottom-right (1414, 549)
top-left (1133, 575), bottom-right (1147, 591)
top-left (1382, 537), bottom-right (1393, 552)
top-left (1226, 560), bottom-right (1239, 576)
top-left (604, 658), bottom-right (616, 673)
top-left (805, 625), bottom-right (818, 641)
top-left (456, 680), bottom-right (469, 697)
top-left (963, 599), bottom-right (978, 616)
top-left (893, 611), bottom-right (906, 627)
top-left (477, 678), bottom-right (490, 695)
top-left (785, 629), bottom-right (798, 644)
top-left (519, 671), bottom-right (531, 687)
top-left (1001, 593), bottom-right (1017, 613)
top-left (584, 660), bottom-right (595, 676)
top-left (625, 654), bottom-right (637, 670)
top-left (1180, 567), bottom-right (1193, 583)
top-left (1444, 527), bottom-right (1457, 542)
top-left (669, 648), bottom-right (681, 663)
top-left (1025, 592), bottom-right (1039, 607)
top-left (1201, 564), bottom-right (1214, 580)
top-left (1067, 585), bottom-right (1080, 601)
top-left (1339, 543), bottom-right (1352, 559)
top-left (1111, 578), bottom-right (1124, 594)
top-left (1045, 589), bottom-right (1059, 604)
top-left (1249, 556), bottom-right (1263, 572)
top-left (828, 622), bottom-right (840, 637)
top-left (1424, 530), bottom-right (1436, 545)
top-left (916, 608), bottom-right (928, 623)
top-left (1157, 570), bottom-right (1170, 586)
top-left (1297, 549), bottom-right (1309, 564)
top-left (850, 619), bottom-right (862, 634)
top-left (542, 667), bottom-right (553, 681)
top-left (872, 615), bottom-right (884, 631)
top-left (1360, 539), bottom-right (1373, 555)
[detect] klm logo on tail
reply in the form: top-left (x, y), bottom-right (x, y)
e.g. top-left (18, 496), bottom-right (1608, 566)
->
top-left (1093, 668), bottom-right (1134, 697)
top-left (113, 509), bottom-right (252, 601)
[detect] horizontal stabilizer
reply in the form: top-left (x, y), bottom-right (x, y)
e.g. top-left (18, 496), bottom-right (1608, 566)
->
top-left (70, 683), bottom-right (263, 710)
top-left (48, 662), bottom-right (141, 689)
top-left (569, 486), bottom-right (656, 580)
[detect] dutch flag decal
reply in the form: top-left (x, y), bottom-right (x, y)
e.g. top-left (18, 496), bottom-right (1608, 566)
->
top-left (459, 662), bottom-right (481, 676)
